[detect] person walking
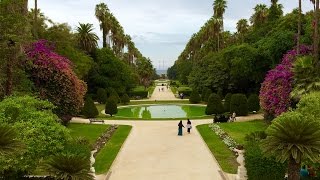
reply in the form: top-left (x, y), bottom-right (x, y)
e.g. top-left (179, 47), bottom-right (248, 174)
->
top-left (232, 112), bottom-right (236, 122)
top-left (178, 120), bottom-right (184, 136)
top-left (186, 119), bottom-right (192, 134)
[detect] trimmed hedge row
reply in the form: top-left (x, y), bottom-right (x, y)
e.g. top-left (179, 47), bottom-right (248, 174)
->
top-left (128, 91), bottom-right (148, 98)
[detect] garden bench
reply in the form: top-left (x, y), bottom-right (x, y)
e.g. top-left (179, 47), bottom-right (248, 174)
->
top-left (89, 118), bottom-right (105, 124)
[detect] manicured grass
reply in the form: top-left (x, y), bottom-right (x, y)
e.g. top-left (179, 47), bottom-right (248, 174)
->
top-left (94, 125), bottom-right (132, 174)
top-left (218, 120), bottom-right (267, 145)
top-left (197, 124), bottom-right (238, 174)
top-left (68, 123), bottom-right (109, 146)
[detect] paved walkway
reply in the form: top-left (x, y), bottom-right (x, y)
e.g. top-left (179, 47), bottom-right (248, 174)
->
top-left (149, 84), bottom-right (178, 101)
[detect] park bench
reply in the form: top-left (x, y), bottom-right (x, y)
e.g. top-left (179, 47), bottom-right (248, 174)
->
top-left (89, 118), bottom-right (105, 124)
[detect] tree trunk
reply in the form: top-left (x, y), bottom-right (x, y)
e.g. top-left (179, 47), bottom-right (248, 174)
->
top-left (102, 26), bottom-right (107, 48)
top-left (33, 0), bottom-right (38, 39)
top-left (314, 0), bottom-right (319, 65)
top-left (297, 0), bottom-right (301, 54)
top-left (288, 157), bottom-right (301, 180)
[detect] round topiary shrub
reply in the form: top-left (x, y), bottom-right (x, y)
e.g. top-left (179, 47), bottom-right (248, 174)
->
top-left (206, 93), bottom-right (224, 115)
top-left (96, 88), bottom-right (108, 104)
top-left (105, 98), bottom-right (118, 117)
top-left (230, 94), bottom-right (248, 116)
top-left (81, 98), bottom-right (99, 118)
top-left (121, 93), bottom-right (130, 105)
top-left (248, 94), bottom-right (260, 112)
top-left (224, 93), bottom-right (232, 112)
top-left (189, 90), bottom-right (201, 104)
top-left (108, 88), bottom-right (120, 103)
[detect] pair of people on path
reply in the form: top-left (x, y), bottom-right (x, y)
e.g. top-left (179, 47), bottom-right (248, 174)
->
top-left (178, 119), bottom-right (192, 136)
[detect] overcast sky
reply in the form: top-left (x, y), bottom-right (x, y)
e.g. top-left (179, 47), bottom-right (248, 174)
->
top-left (28, 0), bottom-right (313, 70)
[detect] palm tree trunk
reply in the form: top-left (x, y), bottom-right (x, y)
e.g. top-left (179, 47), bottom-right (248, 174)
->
top-left (314, 0), bottom-right (319, 64)
top-left (297, 0), bottom-right (301, 54)
top-left (288, 157), bottom-right (301, 180)
top-left (102, 27), bottom-right (107, 48)
top-left (33, 0), bottom-right (38, 39)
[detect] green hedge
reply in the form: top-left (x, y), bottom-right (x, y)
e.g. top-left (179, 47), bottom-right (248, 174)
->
top-left (178, 87), bottom-right (192, 97)
top-left (128, 91), bottom-right (148, 98)
top-left (189, 90), bottom-right (201, 104)
top-left (245, 141), bottom-right (286, 180)
top-left (248, 94), bottom-right (260, 112)
top-left (206, 93), bottom-right (224, 115)
top-left (224, 93), bottom-right (232, 112)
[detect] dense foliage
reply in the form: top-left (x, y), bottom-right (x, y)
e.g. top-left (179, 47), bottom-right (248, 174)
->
top-left (206, 93), bottom-right (224, 115)
top-left (121, 93), bottom-right (130, 105)
top-left (230, 94), bottom-right (248, 116)
top-left (247, 94), bottom-right (260, 112)
top-left (105, 98), bottom-right (118, 116)
top-left (81, 97), bottom-right (99, 118)
top-left (25, 40), bottom-right (87, 122)
top-left (189, 90), bottom-right (201, 104)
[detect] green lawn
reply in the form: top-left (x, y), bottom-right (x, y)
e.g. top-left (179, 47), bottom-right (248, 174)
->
top-left (68, 123), bottom-right (109, 146)
top-left (218, 120), bottom-right (267, 145)
top-left (197, 124), bottom-right (238, 174)
top-left (94, 125), bottom-right (132, 174)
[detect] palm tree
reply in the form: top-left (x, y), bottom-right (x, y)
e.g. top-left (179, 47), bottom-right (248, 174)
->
top-left (250, 4), bottom-right (269, 27)
top-left (212, 17), bottom-right (222, 51)
top-left (297, 0), bottom-right (302, 53)
top-left (33, 0), bottom-right (38, 39)
top-left (0, 124), bottom-right (23, 156)
top-left (236, 19), bottom-right (249, 43)
top-left (262, 112), bottom-right (320, 180)
top-left (213, 0), bottom-right (227, 48)
top-left (76, 23), bottom-right (99, 54)
top-left (42, 154), bottom-right (94, 180)
top-left (95, 3), bottom-right (109, 48)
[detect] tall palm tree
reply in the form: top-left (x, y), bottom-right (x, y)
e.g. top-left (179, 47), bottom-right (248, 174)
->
top-left (212, 17), bottom-right (223, 51)
top-left (213, 0), bottom-right (227, 48)
top-left (76, 23), bottom-right (99, 54)
top-left (95, 3), bottom-right (109, 48)
top-left (42, 154), bottom-right (94, 180)
top-left (250, 4), bottom-right (269, 27)
top-left (262, 112), bottom-right (320, 180)
top-left (297, 0), bottom-right (302, 53)
top-left (0, 124), bottom-right (23, 156)
top-left (236, 19), bottom-right (249, 43)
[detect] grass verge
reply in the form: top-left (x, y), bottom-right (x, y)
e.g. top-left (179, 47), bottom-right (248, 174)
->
top-left (94, 125), bottom-right (132, 174)
top-left (218, 120), bottom-right (267, 145)
top-left (197, 124), bottom-right (238, 174)
top-left (68, 124), bottom-right (109, 146)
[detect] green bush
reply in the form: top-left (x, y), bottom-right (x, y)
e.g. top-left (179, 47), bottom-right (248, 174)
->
top-left (108, 88), bottom-right (120, 103)
top-left (189, 90), bottom-right (201, 104)
top-left (245, 141), bottom-right (286, 180)
top-left (121, 94), bottom-right (130, 105)
top-left (248, 94), bottom-right (260, 112)
top-left (206, 93), bottom-right (224, 115)
top-left (230, 94), bottom-right (248, 116)
top-left (178, 87), bottom-right (192, 97)
top-left (105, 98), bottom-right (118, 116)
top-left (96, 88), bottom-right (108, 104)
top-left (81, 98), bottom-right (99, 118)
top-left (224, 93), bottom-right (232, 112)
top-left (128, 91), bottom-right (148, 98)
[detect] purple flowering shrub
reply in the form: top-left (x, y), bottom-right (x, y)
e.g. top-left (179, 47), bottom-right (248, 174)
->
top-left (259, 45), bottom-right (312, 118)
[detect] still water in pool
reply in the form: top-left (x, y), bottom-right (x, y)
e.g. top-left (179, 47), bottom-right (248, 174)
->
top-left (116, 105), bottom-right (206, 119)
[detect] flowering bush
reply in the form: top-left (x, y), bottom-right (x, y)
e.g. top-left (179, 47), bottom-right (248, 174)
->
top-left (25, 40), bottom-right (87, 123)
top-left (209, 123), bottom-right (239, 151)
top-left (259, 45), bottom-right (311, 118)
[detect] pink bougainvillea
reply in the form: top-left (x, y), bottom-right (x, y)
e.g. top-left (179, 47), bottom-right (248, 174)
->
top-left (259, 45), bottom-right (312, 118)
top-left (25, 40), bottom-right (87, 123)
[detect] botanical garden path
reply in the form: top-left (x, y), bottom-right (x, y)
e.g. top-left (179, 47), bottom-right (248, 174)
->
top-left (149, 84), bottom-right (178, 101)
top-left (72, 114), bottom-right (263, 180)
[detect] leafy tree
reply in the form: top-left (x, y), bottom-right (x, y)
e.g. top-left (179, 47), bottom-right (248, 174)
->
top-left (25, 40), bottom-right (87, 123)
top-left (224, 93), bottom-right (232, 112)
top-left (206, 93), bottom-right (224, 115)
top-left (189, 90), bottom-right (201, 104)
top-left (96, 88), bottom-right (108, 104)
top-left (81, 98), bottom-right (99, 118)
top-left (121, 93), bottom-right (130, 105)
top-left (230, 94), bottom-right (248, 116)
top-left (262, 111), bottom-right (320, 180)
top-left (0, 124), bottom-right (23, 156)
top-left (248, 94), bottom-right (260, 112)
top-left (105, 98), bottom-right (118, 116)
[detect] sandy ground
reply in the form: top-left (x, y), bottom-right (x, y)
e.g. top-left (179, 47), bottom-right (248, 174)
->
top-left (73, 88), bottom-right (264, 180)
top-left (149, 85), bottom-right (178, 101)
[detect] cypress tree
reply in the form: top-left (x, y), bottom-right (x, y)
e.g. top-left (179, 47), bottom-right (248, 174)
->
top-left (105, 98), bottom-right (118, 117)
top-left (121, 93), bottom-right (130, 105)
top-left (230, 94), bottom-right (248, 116)
top-left (82, 97), bottom-right (99, 118)
top-left (206, 93), bottom-right (224, 115)
top-left (96, 88), bottom-right (107, 104)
